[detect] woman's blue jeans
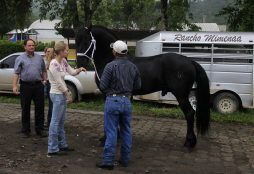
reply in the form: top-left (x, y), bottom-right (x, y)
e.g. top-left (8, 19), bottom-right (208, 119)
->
top-left (103, 96), bottom-right (132, 166)
top-left (44, 82), bottom-right (53, 126)
top-left (48, 93), bottom-right (68, 153)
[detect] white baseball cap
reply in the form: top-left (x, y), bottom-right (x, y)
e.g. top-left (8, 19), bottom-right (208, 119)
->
top-left (110, 40), bottom-right (128, 54)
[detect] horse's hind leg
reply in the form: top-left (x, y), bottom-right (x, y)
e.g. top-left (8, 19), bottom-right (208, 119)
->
top-left (174, 94), bottom-right (197, 148)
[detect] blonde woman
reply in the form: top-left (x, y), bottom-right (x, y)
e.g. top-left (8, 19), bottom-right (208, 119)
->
top-left (43, 47), bottom-right (53, 127)
top-left (47, 42), bottom-right (86, 156)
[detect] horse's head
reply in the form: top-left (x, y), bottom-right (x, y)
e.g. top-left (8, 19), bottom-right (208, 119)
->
top-left (76, 25), bottom-right (93, 68)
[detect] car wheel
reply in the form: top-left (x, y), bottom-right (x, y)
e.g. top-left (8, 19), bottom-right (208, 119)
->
top-left (66, 83), bottom-right (77, 102)
top-left (213, 92), bottom-right (239, 114)
top-left (188, 91), bottom-right (197, 111)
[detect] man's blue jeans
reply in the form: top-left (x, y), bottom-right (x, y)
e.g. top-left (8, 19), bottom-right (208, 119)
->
top-left (48, 93), bottom-right (67, 153)
top-left (44, 82), bottom-right (53, 126)
top-left (103, 96), bottom-right (132, 166)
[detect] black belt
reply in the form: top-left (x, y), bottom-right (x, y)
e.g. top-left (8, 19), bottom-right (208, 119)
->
top-left (109, 94), bottom-right (131, 99)
top-left (20, 80), bottom-right (41, 85)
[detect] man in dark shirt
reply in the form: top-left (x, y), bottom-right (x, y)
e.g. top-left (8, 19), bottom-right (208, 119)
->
top-left (13, 39), bottom-right (47, 138)
top-left (96, 40), bottom-right (141, 170)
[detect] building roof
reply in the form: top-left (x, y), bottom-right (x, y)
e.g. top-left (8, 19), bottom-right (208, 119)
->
top-left (36, 30), bottom-right (64, 39)
top-left (189, 23), bottom-right (220, 32)
top-left (6, 29), bottom-right (29, 34)
top-left (29, 20), bottom-right (62, 30)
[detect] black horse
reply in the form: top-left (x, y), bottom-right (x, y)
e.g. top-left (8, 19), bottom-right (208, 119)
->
top-left (76, 25), bottom-right (210, 148)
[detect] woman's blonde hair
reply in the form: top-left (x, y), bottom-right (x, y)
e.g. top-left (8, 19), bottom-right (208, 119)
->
top-left (46, 42), bottom-right (67, 70)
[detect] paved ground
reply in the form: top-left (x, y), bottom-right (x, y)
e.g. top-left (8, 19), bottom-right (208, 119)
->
top-left (0, 103), bottom-right (254, 174)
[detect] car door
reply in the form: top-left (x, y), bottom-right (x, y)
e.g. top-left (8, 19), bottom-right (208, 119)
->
top-left (0, 55), bottom-right (19, 91)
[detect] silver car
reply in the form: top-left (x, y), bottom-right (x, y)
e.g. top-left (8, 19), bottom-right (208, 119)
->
top-left (0, 52), bottom-right (100, 101)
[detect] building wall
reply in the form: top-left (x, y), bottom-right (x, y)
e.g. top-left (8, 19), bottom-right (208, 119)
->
top-left (218, 25), bottom-right (227, 32)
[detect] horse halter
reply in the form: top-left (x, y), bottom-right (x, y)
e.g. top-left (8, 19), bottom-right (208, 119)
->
top-left (77, 31), bottom-right (100, 81)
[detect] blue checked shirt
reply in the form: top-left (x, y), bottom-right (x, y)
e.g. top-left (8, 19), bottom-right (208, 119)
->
top-left (100, 57), bottom-right (141, 96)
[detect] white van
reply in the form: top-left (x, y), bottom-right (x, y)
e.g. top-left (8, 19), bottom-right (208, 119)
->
top-left (133, 31), bottom-right (254, 114)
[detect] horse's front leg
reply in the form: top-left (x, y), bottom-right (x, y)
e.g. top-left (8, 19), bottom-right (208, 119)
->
top-left (177, 97), bottom-right (197, 149)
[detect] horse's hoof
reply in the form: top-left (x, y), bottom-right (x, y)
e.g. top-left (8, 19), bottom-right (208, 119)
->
top-left (97, 141), bottom-right (105, 147)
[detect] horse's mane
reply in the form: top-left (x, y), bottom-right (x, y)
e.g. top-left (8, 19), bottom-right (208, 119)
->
top-left (77, 25), bottom-right (122, 46)
top-left (93, 26), bottom-right (136, 59)
top-left (93, 25), bottom-right (121, 41)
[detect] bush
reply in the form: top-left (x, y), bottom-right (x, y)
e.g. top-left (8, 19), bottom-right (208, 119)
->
top-left (0, 41), bottom-right (24, 59)
top-left (49, 41), bottom-right (55, 48)
top-left (128, 46), bottom-right (136, 56)
top-left (0, 41), bottom-right (47, 60)
top-left (34, 42), bottom-right (45, 52)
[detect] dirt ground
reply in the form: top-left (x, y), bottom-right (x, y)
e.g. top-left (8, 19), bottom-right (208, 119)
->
top-left (0, 104), bottom-right (254, 174)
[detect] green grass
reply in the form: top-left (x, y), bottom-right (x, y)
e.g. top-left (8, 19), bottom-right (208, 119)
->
top-left (1, 93), bottom-right (254, 125)
top-left (68, 61), bottom-right (76, 67)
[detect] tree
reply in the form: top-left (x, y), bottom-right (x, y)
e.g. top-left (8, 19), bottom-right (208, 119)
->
top-left (189, 0), bottom-right (234, 24)
top-left (35, 0), bottom-right (102, 38)
top-left (129, 0), bottom-right (161, 30)
top-left (215, 0), bottom-right (254, 31)
top-left (0, 0), bottom-right (33, 39)
top-left (88, 0), bottom-right (114, 28)
top-left (91, 0), bottom-right (161, 30)
top-left (160, 0), bottom-right (197, 31)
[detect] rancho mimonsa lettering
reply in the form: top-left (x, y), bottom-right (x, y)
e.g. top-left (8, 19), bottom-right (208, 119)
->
top-left (174, 34), bottom-right (242, 43)
top-left (174, 34), bottom-right (201, 42)
top-left (204, 35), bottom-right (242, 42)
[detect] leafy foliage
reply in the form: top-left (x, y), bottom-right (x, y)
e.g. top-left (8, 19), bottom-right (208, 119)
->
top-left (167, 0), bottom-right (196, 31)
top-left (0, 0), bottom-right (34, 39)
top-left (161, 0), bottom-right (200, 31)
top-left (91, 0), bottom-right (161, 30)
top-left (189, 0), bottom-right (234, 24)
top-left (215, 0), bottom-right (254, 31)
top-left (0, 41), bottom-right (54, 60)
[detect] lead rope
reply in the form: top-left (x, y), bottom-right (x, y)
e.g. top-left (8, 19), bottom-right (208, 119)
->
top-left (77, 32), bottom-right (100, 81)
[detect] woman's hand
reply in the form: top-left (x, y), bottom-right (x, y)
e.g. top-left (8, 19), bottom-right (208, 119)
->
top-left (64, 91), bottom-right (72, 104)
top-left (67, 95), bottom-right (72, 104)
top-left (77, 67), bottom-right (87, 74)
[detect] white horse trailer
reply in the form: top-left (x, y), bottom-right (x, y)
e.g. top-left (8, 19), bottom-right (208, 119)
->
top-left (133, 31), bottom-right (254, 114)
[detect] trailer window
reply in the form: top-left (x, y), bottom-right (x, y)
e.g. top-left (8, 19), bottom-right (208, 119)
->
top-left (162, 43), bottom-right (252, 64)
top-left (162, 43), bottom-right (179, 53)
top-left (181, 44), bottom-right (211, 53)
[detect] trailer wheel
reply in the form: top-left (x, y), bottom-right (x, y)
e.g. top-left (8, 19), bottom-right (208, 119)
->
top-left (66, 83), bottom-right (77, 102)
top-left (213, 92), bottom-right (239, 114)
top-left (188, 91), bottom-right (197, 111)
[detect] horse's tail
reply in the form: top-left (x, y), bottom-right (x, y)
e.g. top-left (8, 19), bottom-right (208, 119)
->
top-left (192, 60), bottom-right (210, 135)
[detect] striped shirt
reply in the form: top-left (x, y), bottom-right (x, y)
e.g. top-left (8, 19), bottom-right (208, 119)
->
top-left (100, 57), bottom-right (141, 96)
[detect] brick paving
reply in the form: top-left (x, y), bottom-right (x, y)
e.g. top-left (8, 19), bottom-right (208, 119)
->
top-left (0, 103), bottom-right (254, 174)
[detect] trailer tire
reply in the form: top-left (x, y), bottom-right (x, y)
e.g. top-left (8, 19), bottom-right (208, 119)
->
top-left (213, 92), bottom-right (239, 114)
top-left (66, 83), bottom-right (77, 102)
top-left (188, 91), bottom-right (197, 111)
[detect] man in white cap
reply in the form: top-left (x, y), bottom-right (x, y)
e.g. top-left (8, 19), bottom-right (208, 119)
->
top-left (96, 40), bottom-right (141, 170)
